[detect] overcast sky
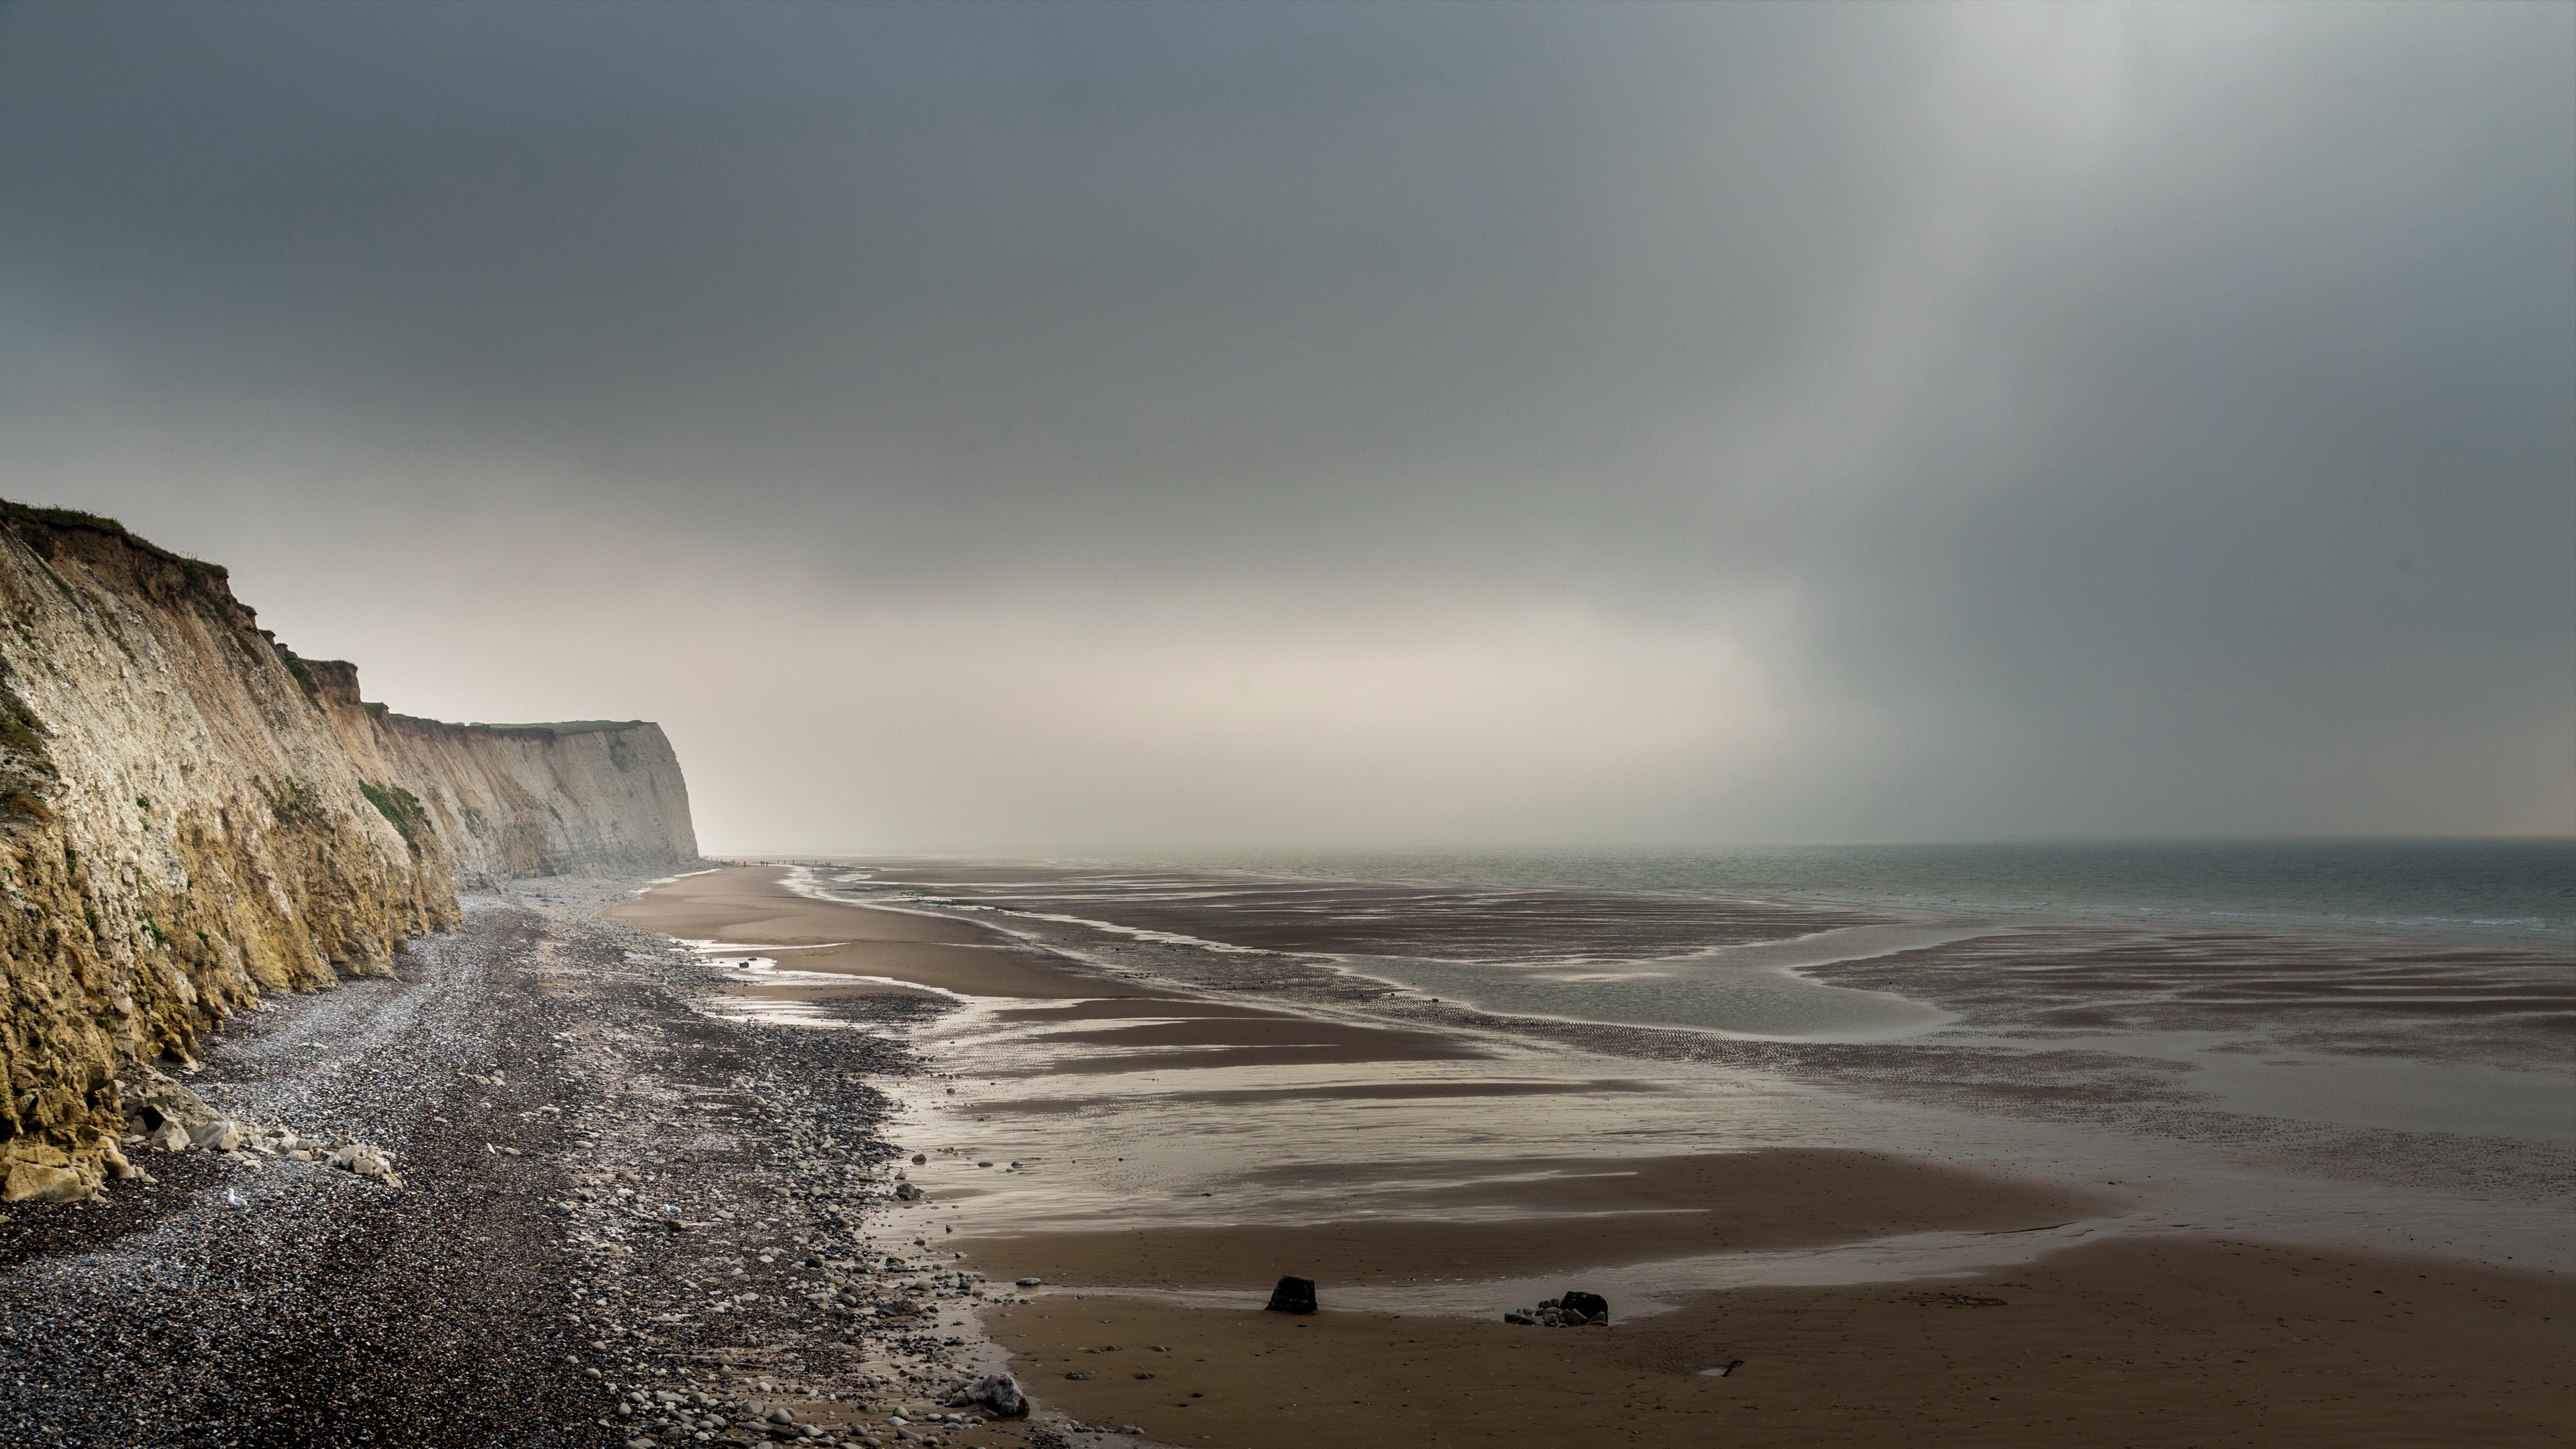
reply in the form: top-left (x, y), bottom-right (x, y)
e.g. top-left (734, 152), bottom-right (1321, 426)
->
top-left (1, 1), bottom-right (2568, 851)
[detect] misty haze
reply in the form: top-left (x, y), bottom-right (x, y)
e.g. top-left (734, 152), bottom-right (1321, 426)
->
top-left (0, 4), bottom-right (2565, 1447)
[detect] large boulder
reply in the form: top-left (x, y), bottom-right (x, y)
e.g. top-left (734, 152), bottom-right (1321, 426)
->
top-left (129, 1071), bottom-right (218, 1134)
top-left (3, 1161), bottom-right (91, 1203)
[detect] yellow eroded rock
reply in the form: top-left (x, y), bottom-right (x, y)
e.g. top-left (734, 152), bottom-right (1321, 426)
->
top-left (0, 503), bottom-right (696, 1191)
top-left (3, 1160), bottom-right (95, 1203)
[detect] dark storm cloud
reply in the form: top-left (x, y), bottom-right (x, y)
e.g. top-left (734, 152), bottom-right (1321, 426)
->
top-left (0, 1), bottom-right (2567, 845)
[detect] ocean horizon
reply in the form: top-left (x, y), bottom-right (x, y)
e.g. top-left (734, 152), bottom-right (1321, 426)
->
top-left (733, 836), bottom-right (2576, 937)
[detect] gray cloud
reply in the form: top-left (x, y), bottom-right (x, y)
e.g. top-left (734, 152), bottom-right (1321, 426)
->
top-left (1, 1), bottom-right (2567, 848)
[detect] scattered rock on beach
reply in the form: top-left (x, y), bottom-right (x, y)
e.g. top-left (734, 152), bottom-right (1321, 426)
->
top-left (190, 1118), bottom-right (246, 1152)
top-left (326, 1141), bottom-right (403, 1188)
top-left (964, 1372), bottom-right (1030, 1417)
top-left (1505, 1291), bottom-right (1610, 1327)
top-left (1561, 1290), bottom-right (1610, 1323)
top-left (1265, 1275), bottom-right (1318, 1314)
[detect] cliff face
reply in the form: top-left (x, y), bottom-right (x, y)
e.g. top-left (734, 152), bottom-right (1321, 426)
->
top-left (308, 665), bottom-right (698, 890)
top-left (0, 504), bottom-right (697, 1201)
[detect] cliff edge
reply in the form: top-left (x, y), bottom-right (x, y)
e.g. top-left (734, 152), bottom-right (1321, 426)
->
top-left (307, 664), bottom-right (698, 889)
top-left (0, 502), bottom-right (699, 1200)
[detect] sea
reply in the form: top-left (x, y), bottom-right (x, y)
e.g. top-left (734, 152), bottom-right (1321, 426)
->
top-left (1172, 838), bottom-right (2576, 934)
top-left (779, 838), bottom-right (2573, 1275)
top-left (809, 839), bottom-right (2570, 1042)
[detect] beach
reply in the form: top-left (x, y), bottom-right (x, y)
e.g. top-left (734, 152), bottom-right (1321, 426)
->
top-left (610, 863), bottom-right (2576, 1447)
top-left (0, 881), bottom-right (1042, 1448)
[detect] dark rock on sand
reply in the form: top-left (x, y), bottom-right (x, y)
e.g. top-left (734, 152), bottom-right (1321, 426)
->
top-left (1265, 1275), bottom-right (1319, 1314)
top-left (1507, 1291), bottom-right (1611, 1326)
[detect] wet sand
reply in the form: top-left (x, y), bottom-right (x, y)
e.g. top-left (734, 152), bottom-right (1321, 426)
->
top-left (970, 1149), bottom-right (2117, 1290)
top-left (998, 1236), bottom-right (2573, 1448)
top-left (608, 868), bottom-right (1104, 999)
top-left (621, 867), bottom-right (2575, 1446)
top-left (973, 1079), bottom-right (1670, 1117)
top-left (610, 868), bottom-right (1495, 1073)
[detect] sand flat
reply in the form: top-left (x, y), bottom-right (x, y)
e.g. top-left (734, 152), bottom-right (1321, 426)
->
top-left (998, 1237), bottom-right (2573, 1447)
top-left (610, 869), bottom-right (1509, 1068)
top-left (964, 1148), bottom-right (2117, 1289)
top-left (615, 865), bottom-right (2575, 1446)
top-left (608, 867), bottom-right (1119, 998)
top-left (969, 1079), bottom-right (1671, 1116)
top-left (985, 1042), bottom-right (1491, 1076)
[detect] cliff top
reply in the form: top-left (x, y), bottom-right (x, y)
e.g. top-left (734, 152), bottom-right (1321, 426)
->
top-left (470, 720), bottom-right (653, 735)
top-left (0, 500), bottom-right (670, 751)
top-left (0, 501), bottom-right (230, 582)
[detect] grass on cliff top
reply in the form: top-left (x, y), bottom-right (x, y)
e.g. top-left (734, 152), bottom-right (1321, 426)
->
top-left (0, 500), bottom-right (230, 579)
top-left (468, 720), bottom-right (647, 735)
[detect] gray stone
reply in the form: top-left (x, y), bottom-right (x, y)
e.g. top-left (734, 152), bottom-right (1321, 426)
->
top-left (191, 1118), bottom-right (246, 1152)
top-left (326, 1140), bottom-right (403, 1187)
top-left (133, 1071), bottom-right (219, 1134)
top-left (963, 1373), bottom-right (1028, 1418)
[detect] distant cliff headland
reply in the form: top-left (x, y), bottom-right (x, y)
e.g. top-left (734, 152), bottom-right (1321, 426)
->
top-left (0, 502), bottom-right (699, 1201)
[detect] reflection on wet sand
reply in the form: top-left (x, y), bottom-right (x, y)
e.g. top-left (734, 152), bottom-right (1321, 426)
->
top-left (607, 869), bottom-right (1104, 998)
top-left (970, 1149), bottom-right (2118, 1291)
top-left (974, 1078), bottom-right (1671, 1116)
top-left (619, 866), bottom-right (2576, 1448)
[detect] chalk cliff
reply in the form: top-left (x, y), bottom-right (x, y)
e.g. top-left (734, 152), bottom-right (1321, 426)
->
top-left (0, 504), bottom-right (698, 1201)
top-left (307, 665), bottom-right (699, 890)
